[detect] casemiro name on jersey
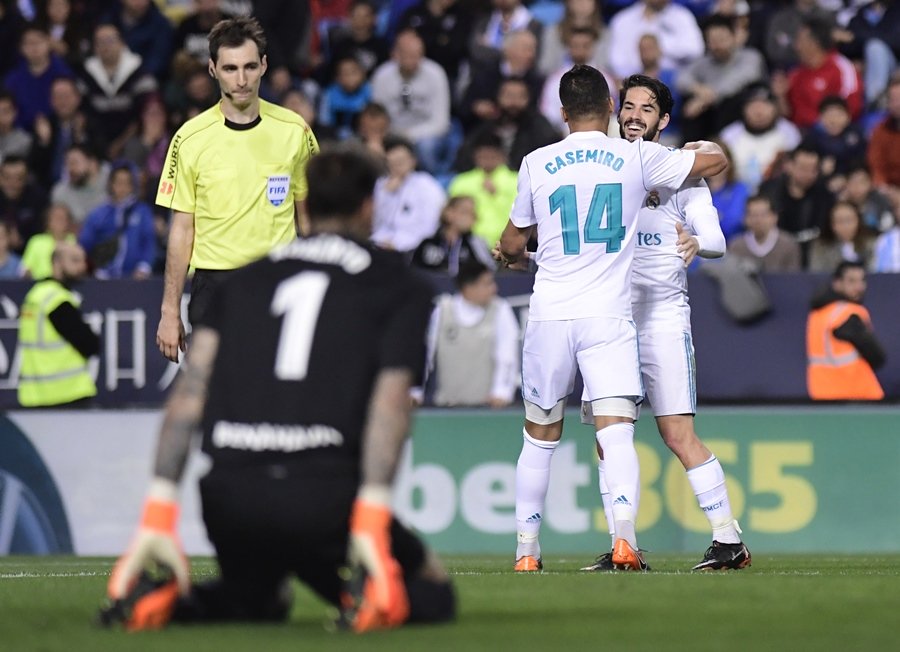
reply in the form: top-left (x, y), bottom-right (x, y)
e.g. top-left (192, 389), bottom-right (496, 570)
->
top-left (543, 148), bottom-right (626, 175)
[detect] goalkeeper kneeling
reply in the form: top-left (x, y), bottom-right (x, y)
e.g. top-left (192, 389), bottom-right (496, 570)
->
top-left (98, 330), bottom-right (455, 633)
top-left (99, 149), bottom-right (454, 632)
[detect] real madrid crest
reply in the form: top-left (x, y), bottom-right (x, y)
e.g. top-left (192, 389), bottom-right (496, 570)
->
top-left (645, 190), bottom-right (660, 209)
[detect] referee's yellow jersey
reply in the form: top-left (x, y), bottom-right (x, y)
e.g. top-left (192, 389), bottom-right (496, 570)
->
top-left (155, 99), bottom-right (320, 270)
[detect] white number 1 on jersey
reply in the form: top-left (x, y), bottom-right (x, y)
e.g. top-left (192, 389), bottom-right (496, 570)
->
top-left (270, 271), bottom-right (330, 381)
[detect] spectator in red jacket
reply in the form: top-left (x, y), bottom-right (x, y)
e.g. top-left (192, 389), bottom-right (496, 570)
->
top-left (780, 17), bottom-right (862, 130)
top-left (867, 75), bottom-right (900, 195)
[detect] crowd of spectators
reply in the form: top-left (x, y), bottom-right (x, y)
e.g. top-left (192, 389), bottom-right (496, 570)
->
top-left (2, 0), bottom-right (900, 281)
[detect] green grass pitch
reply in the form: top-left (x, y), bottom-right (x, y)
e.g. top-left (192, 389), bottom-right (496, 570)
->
top-left (2, 554), bottom-right (899, 651)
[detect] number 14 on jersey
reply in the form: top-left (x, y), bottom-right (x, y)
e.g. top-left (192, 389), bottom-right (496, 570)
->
top-left (549, 183), bottom-right (625, 255)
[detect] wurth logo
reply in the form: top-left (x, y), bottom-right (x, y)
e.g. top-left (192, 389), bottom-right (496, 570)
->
top-left (159, 181), bottom-right (174, 195)
top-left (166, 134), bottom-right (181, 180)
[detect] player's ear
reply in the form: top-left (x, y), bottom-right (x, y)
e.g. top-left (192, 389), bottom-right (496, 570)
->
top-left (659, 112), bottom-right (671, 131)
top-left (208, 59), bottom-right (216, 79)
top-left (560, 106), bottom-right (568, 124)
top-left (260, 54), bottom-right (268, 76)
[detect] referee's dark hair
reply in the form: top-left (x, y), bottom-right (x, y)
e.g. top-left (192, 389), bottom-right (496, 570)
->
top-left (305, 150), bottom-right (381, 222)
top-left (208, 16), bottom-right (267, 63)
top-left (559, 64), bottom-right (611, 120)
top-left (619, 74), bottom-right (675, 120)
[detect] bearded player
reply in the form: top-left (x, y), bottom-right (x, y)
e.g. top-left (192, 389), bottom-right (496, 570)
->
top-left (581, 75), bottom-right (751, 572)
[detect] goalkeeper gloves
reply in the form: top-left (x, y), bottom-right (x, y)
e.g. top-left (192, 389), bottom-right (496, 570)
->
top-left (338, 485), bottom-right (410, 633)
top-left (100, 478), bottom-right (190, 631)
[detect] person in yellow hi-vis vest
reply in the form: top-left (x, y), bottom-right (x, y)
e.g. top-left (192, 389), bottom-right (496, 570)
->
top-left (18, 242), bottom-right (99, 407)
top-left (807, 260), bottom-right (885, 400)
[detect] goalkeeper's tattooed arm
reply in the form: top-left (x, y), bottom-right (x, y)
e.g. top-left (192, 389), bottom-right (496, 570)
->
top-left (338, 367), bottom-right (416, 632)
top-left (103, 328), bottom-right (220, 617)
top-left (360, 368), bottom-right (414, 487)
top-left (154, 328), bottom-right (220, 482)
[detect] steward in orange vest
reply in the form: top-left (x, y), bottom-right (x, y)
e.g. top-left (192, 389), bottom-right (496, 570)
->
top-left (807, 261), bottom-right (885, 400)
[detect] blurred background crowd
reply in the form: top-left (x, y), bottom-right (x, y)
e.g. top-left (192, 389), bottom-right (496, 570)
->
top-left (1, 0), bottom-right (900, 282)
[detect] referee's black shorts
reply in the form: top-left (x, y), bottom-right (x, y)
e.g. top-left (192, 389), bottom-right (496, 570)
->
top-left (188, 269), bottom-right (238, 326)
top-left (197, 461), bottom-right (427, 614)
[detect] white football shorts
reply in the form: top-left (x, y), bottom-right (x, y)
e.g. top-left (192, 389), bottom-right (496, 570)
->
top-left (637, 327), bottom-right (697, 416)
top-left (520, 317), bottom-right (643, 410)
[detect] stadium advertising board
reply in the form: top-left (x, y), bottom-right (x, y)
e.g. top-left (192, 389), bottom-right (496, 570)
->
top-left (3, 409), bottom-right (898, 555)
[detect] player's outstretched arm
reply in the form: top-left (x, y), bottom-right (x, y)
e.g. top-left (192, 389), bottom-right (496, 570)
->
top-left (683, 141), bottom-right (728, 179)
top-left (102, 328), bottom-right (219, 630)
top-left (341, 368), bottom-right (416, 632)
top-left (157, 211), bottom-right (194, 362)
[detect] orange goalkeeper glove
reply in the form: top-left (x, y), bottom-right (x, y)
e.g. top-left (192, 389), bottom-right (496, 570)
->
top-left (101, 479), bottom-right (190, 631)
top-left (338, 485), bottom-right (410, 632)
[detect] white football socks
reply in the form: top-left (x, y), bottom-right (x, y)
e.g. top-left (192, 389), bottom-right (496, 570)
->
top-left (515, 429), bottom-right (558, 559)
top-left (686, 455), bottom-right (741, 544)
top-left (595, 422), bottom-right (639, 548)
top-left (597, 459), bottom-right (615, 550)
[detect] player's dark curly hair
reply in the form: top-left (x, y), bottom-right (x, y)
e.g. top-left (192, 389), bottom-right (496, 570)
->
top-left (306, 149), bottom-right (381, 221)
top-left (619, 75), bottom-right (674, 119)
top-left (559, 64), bottom-right (611, 120)
top-left (208, 17), bottom-right (267, 63)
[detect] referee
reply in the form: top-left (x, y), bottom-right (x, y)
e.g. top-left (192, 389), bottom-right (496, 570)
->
top-left (102, 149), bottom-right (455, 632)
top-left (155, 17), bottom-right (319, 362)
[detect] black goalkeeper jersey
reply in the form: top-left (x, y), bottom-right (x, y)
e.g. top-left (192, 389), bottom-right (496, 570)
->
top-left (195, 233), bottom-right (434, 471)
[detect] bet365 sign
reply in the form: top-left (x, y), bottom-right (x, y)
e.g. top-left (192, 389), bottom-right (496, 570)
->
top-left (394, 410), bottom-right (899, 554)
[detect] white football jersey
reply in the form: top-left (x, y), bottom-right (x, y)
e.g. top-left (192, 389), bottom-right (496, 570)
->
top-left (632, 179), bottom-right (723, 330)
top-left (510, 131), bottom-right (695, 321)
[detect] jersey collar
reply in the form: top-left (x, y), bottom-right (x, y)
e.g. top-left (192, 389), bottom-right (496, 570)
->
top-left (224, 114), bottom-right (262, 131)
top-left (564, 130), bottom-right (609, 141)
